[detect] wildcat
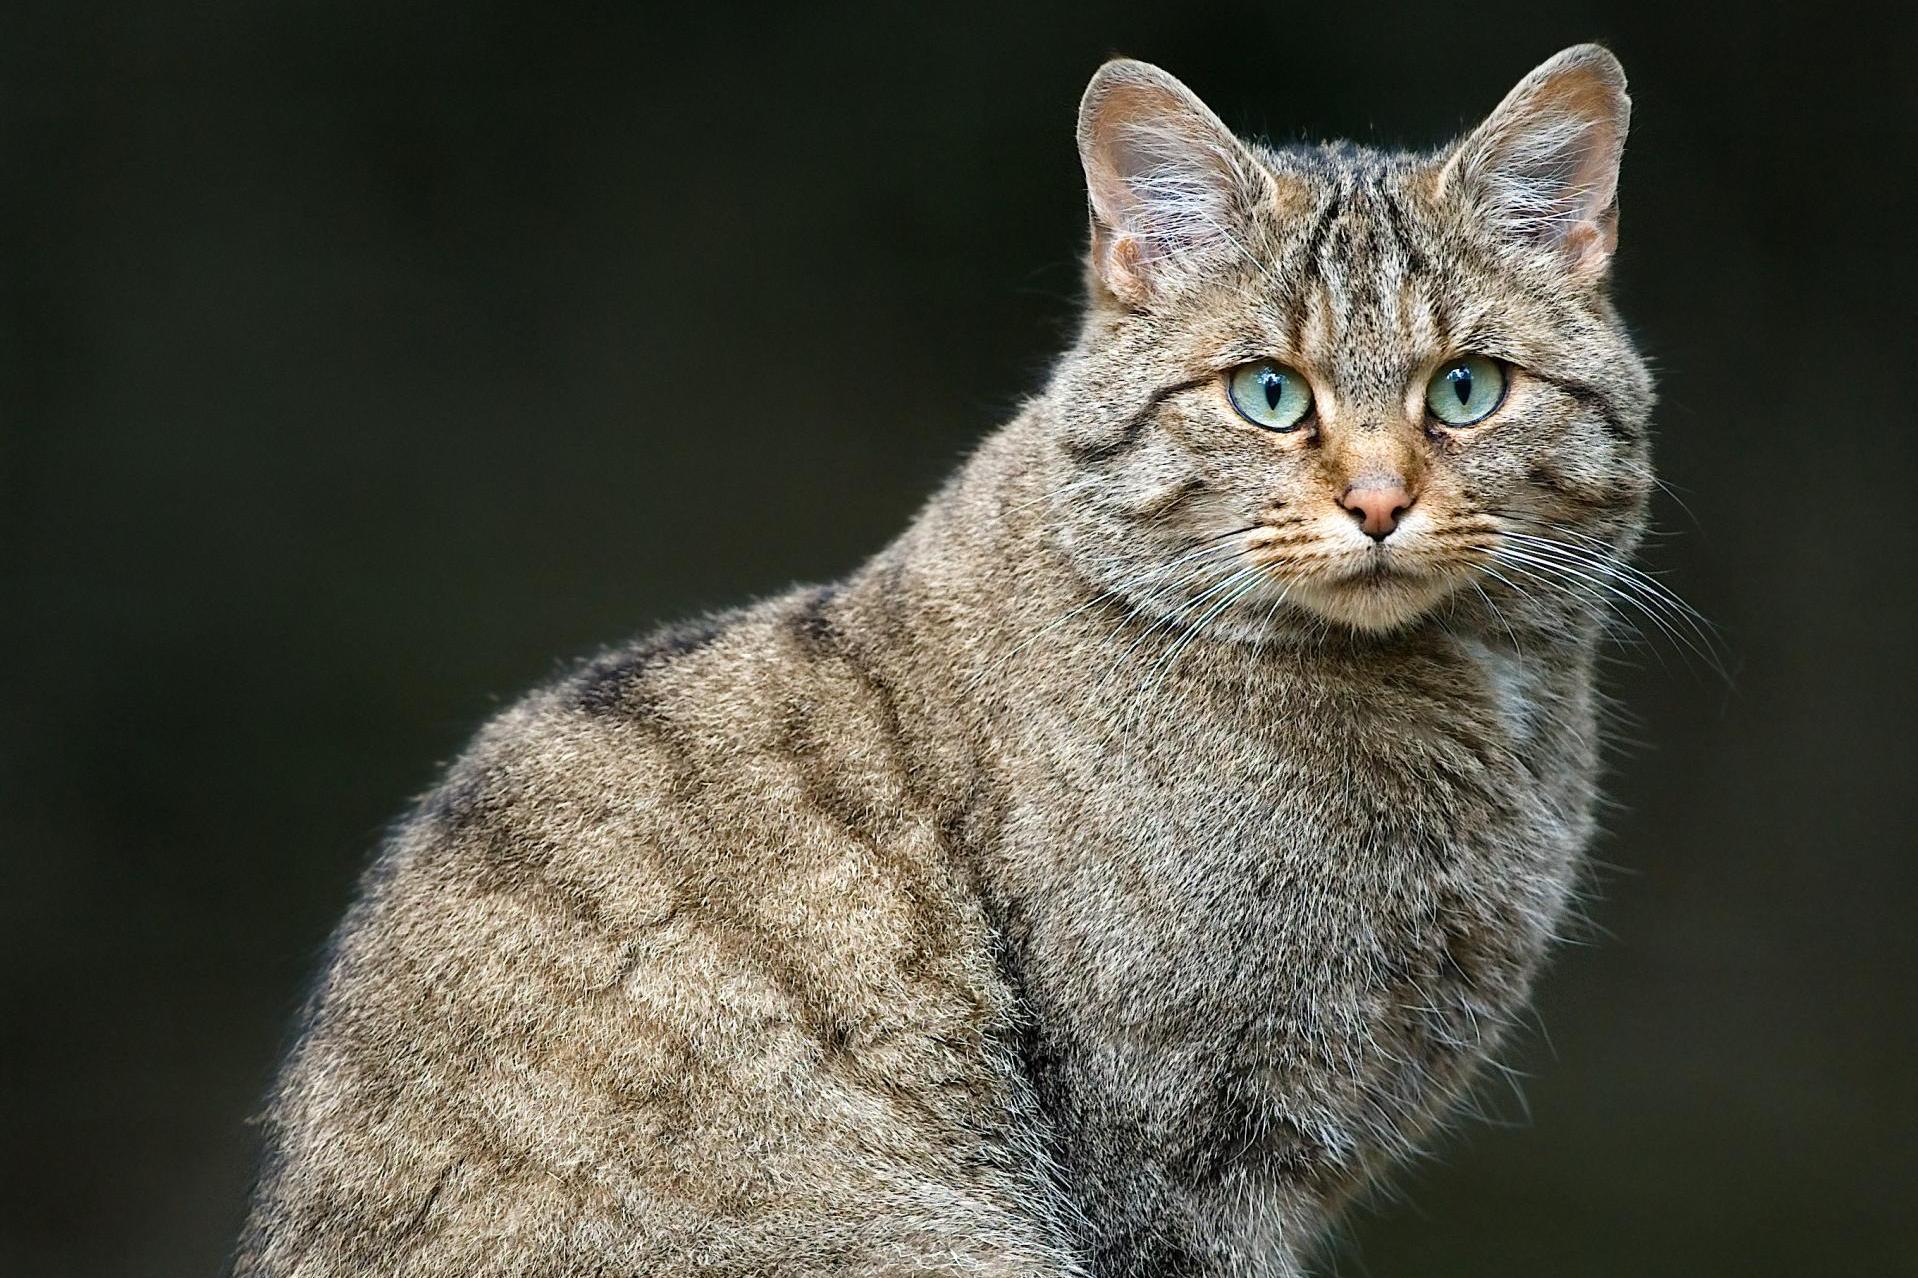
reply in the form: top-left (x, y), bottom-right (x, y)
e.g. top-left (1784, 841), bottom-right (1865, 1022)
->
top-left (236, 44), bottom-right (1655, 1277)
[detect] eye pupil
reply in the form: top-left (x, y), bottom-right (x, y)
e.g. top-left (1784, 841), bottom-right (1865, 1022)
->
top-left (1425, 354), bottom-right (1505, 427)
top-left (1227, 360), bottom-right (1313, 432)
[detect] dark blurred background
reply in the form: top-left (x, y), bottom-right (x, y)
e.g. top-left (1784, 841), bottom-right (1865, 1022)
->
top-left (5, 2), bottom-right (1914, 1274)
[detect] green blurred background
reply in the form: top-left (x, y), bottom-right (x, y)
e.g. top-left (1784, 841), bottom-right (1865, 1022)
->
top-left (4, 2), bottom-right (1914, 1274)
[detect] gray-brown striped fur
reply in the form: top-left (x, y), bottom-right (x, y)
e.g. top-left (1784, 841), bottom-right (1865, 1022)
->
top-left (237, 45), bottom-right (1654, 1277)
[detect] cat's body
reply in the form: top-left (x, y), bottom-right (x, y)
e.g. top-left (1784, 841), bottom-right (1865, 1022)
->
top-left (239, 47), bottom-right (1653, 1277)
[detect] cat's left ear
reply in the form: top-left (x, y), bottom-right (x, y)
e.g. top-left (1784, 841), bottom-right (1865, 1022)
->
top-left (1440, 44), bottom-right (1631, 279)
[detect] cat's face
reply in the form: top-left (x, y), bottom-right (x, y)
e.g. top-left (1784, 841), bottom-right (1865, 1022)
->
top-left (1048, 47), bottom-right (1654, 637)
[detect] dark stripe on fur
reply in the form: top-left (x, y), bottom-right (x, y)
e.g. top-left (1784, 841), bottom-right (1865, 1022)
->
top-left (1526, 465), bottom-right (1633, 511)
top-left (1300, 192), bottom-right (1344, 284)
top-left (1381, 193), bottom-right (1428, 276)
top-left (783, 580), bottom-right (917, 793)
top-left (1534, 373), bottom-right (1641, 442)
top-left (572, 619), bottom-right (723, 716)
top-left (1063, 376), bottom-right (1211, 466)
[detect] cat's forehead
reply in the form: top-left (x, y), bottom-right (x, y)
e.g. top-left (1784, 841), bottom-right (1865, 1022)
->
top-left (1169, 142), bottom-right (1562, 402)
top-left (1254, 139), bottom-right (1427, 183)
top-left (1249, 141), bottom-right (1445, 250)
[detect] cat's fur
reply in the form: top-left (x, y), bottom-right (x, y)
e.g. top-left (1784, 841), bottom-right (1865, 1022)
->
top-left (237, 46), bottom-right (1653, 1277)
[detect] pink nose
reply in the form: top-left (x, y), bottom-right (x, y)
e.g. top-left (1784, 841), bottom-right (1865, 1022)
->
top-left (1341, 480), bottom-right (1414, 540)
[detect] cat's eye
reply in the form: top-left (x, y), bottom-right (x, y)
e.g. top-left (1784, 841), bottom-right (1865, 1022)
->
top-left (1424, 355), bottom-right (1508, 426)
top-left (1226, 361), bottom-right (1314, 433)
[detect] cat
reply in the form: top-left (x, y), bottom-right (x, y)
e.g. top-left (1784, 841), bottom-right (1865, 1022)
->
top-left (236, 44), bottom-right (1656, 1278)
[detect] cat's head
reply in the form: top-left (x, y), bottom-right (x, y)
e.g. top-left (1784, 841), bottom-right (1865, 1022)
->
top-left (1045, 46), bottom-right (1654, 637)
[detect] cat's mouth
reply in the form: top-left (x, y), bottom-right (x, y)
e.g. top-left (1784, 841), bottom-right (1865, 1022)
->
top-left (1326, 543), bottom-right (1439, 588)
top-left (1347, 555), bottom-right (1420, 583)
top-left (1287, 549), bottom-right (1461, 632)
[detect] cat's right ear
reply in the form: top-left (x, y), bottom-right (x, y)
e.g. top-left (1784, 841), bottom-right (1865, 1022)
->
top-left (1077, 59), bottom-right (1264, 307)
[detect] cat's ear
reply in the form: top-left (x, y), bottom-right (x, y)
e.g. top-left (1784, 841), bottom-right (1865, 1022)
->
top-left (1077, 59), bottom-right (1265, 306)
top-left (1439, 45), bottom-right (1631, 279)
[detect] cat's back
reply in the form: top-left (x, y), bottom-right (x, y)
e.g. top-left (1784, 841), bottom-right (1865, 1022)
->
top-left (237, 586), bottom-right (1069, 1277)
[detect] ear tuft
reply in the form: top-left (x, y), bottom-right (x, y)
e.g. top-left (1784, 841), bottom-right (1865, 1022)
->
top-left (1077, 59), bottom-right (1260, 305)
top-left (1441, 44), bottom-right (1631, 278)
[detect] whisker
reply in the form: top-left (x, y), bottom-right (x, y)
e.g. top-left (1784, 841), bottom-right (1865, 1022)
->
top-left (965, 533), bottom-right (1255, 694)
top-left (1466, 577), bottom-right (1527, 655)
top-left (1488, 544), bottom-right (1722, 678)
top-left (1479, 553), bottom-right (1644, 654)
top-left (1107, 555), bottom-right (1258, 672)
top-left (1497, 530), bottom-right (1722, 660)
top-left (1119, 564), bottom-right (1268, 741)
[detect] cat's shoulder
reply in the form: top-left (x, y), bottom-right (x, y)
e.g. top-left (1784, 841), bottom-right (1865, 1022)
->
top-left (371, 583), bottom-right (911, 894)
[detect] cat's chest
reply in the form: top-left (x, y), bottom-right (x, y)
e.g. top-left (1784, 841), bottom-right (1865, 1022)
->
top-left (988, 646), bottom-right (1590, 1223)
top-left (1014, 645), bottom-right (1573, 926)
top-left (1006, 692), bottom-right (1571, 1020)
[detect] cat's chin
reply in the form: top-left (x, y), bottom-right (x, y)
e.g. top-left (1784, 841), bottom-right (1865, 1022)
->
top-left (1288, 569), bottom-right (1459, 634)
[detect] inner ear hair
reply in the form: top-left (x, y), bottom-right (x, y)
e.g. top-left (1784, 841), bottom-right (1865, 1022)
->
top-left (1076, 59), bottom-right (1268, 305)
top-left (1440, 44), bottom-right (1631, 278)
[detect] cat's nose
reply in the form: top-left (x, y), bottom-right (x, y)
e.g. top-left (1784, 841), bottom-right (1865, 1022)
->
top-left (1341, 479), bottom-right (1414, 541)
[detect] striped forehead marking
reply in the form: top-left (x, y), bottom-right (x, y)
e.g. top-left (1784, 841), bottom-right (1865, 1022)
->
top-left (1267, 172), bottom-right (1443, 401)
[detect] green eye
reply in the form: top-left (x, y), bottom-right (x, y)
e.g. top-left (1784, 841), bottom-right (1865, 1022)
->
top-left (1425, 355), bottom-right (1508, 426)
top-left (1226, 361), bottom-right (1314, 432)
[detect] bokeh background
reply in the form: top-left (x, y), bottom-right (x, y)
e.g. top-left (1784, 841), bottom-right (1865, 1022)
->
top-left (5, 2), bottom-right (1914, 1274)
